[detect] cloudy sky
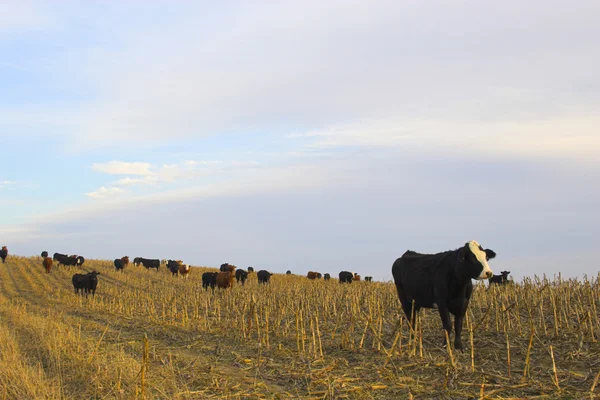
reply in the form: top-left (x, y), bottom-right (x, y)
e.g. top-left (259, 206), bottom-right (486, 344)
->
top-left (1, 1), bottom-right (599, 281)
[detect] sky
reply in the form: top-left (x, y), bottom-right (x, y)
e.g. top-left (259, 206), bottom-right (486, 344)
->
top-left (1, 1), bottom-right (599, 281)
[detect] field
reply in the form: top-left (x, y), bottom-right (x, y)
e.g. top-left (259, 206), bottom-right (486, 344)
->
top-left (0, 256), bottom-right (599, 399)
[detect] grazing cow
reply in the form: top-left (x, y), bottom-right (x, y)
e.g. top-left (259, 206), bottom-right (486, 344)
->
top-left (392, 240), bottom-right (496, 350)
top-left (167, 260), bottom-right (183, 276)
top-left (136, 258), bottom-right (160, 271)
top-left (0, 246), bottom-right (7, 263)
top-left (114, 256), bottom-right (129, 272)
top-left (489, 271), bottom-right (511, 287)
top-left (339, 271), bottom-right (353, 283)
top-left (178, 263), bottom-right (190, 279)
top-left (41, 251), bottom-right (48, 258)
top-left (286, 270), bottom-right (292, 275)
top-left (247, 266), bottom-right (254, 273)
top-left (323, 273), bottom-right (331, 281)
top-left (353, 273), bottom-right (361, 281)
top-left (53, 253), bottom-right (79, 267)
top-left (365, 276), bottom-right (373, 282)
top-left (307, 271), bottom-right (320, 280)
top-left (257, 270), bottom-right (272, 284)
top-left (235, 269), bottom-right (248, 285)
top-left (42, 256), bottom-right (53, 273)
top-left (216, 270), bottom-right (235, 289)
top-left (72, 271), bottom-right (101, 297)
top-left (202, 272), bottom-right (218, 290)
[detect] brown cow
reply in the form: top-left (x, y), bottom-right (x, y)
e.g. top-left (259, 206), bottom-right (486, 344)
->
top-left (216, 270), bottom-right (235, 289)
top-left (307, 271), bottom-right (321, 280)
top-left (179, 263), bottom-right (190, 279)
top-left (353, 273), bottom-right (361, 281)
top-left (43, 256), bottom-right (53, 273)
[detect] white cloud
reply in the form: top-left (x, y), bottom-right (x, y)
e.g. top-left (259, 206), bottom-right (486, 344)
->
top-left (0, 2), bottom-right (52, 35)
top-left (92, 161), bottom-right (152, 175)
top-left (86, 186), bottom-right (125, 199)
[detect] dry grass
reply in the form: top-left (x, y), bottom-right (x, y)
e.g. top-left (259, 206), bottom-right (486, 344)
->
top-left (0, 255), bottom-right (599, 399)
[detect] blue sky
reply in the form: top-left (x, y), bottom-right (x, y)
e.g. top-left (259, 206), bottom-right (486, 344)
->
top-left (1, 1), bottom-right (599, 281)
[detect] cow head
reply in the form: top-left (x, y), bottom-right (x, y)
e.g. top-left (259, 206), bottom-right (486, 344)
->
top-left (460, 240), bottom-right (495, 280)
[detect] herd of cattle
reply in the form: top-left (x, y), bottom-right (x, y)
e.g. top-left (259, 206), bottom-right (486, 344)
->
top-left (1, 240), bottom-right (510, 350)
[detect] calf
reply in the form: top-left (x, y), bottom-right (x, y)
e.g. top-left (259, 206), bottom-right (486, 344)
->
top-left (323, 273), bottom-right (331, 281)
top-left (365, 276), bottom-right (373, 282)
top-left (216, 271), bottom-right (235, 289)
top-left (307, 271), bottom-right (320, 280)
top-left (488, 271), bottom-right (511, 287)
top-left (72, 271), bottom-right (101, 297)
top-left (167, 260), bottom-right (183, 276)
top-left (202, 272), bottom-right (218, 291)
top-left (257, 270), bottom-right (272, 284)
top-left (392, 240), bottom-right (495, 350)
top-left (114, 256), bottom-right (129, 272)
top-left (339, 271), bottom-right (353, 283)
top-left (43, 256), bottom-right (53, 273)
top-left (178, 263), bottom-right (190, 279)
top-left (235, 269), bottom-right (248, 285)
top-left (0, 246), bottom-right (8, 263)
top-left (353, 273), bottom-right (361, 281)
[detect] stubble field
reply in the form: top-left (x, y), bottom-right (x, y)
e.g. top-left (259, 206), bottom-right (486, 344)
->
top-left (0, 255), bottom-right (598, 399)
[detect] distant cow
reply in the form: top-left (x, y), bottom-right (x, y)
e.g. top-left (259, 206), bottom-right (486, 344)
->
top-left (257, 270), bottom-right (272, 284)
top-left (286, 270), bottom-right (292, 275)
top-left (392, 240), bottom-right (496, 350)
top-left (353, 273), bottom-right (361, 282)
top-left (202, 272), bottom-right (218, 290)
top-left (41, 251), bottom-right (48, 258)
top-left (178, 263), bottom-right (190, 279)
top-left (323, 273), bottom-right (331, 281)
top-left (489, 271), bottom-right (511, 287)
top-left (167, 260), bottom-right (183, 276)
top-left (339, 271), bottom-right (353, 283)
top-left (235, 269), bottom-right (248, 285)
top-left (220, 263), bottom-right (235, 272)
top-left (72, 271), bottom-right (101, 297)
top-left (114, 256), bottom-right (130, 272)
top-left (217, 270), bottom-right (235, 289)
top-left (135, 258), bottom-right (160, 271)
top-left (365, 276), bottom-right (373, 282)
top-left (247, 266), bottom-right (254, 273)
top-left (53, 253), bottom-right (81, 267)
top-left (43, 256), bottom-right (53, 273)
top-left (307, 271), bottom-right (321, 280)
top-left (0, 246), bottom-right (7, 263)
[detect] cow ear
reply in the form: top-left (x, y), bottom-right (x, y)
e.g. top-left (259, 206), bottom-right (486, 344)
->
top-left (485, 249), bottom-right (496, 260)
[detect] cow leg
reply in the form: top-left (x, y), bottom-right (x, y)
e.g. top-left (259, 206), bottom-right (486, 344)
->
top-left (437, 304), bottom-right (452, 347)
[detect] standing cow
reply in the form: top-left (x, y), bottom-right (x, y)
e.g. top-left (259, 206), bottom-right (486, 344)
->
top-left (114, 256), bottom-right (130, 272)
top-left (488, 271), bottom-right (511, 287)
top-left (323, 273), bottom-right (331, 281)
top-left (235, 269), bottom-right (248, 285)
top-left (72, 271), bottom-right (101, 297)
top-left (392, 240), bottom-right (495, 350)
top-left (0, 246), bottom-right (8, 263)
top-left (257, 270), bottom-right (272, 284)
top-left (42, 256), bottom-right (53, 273)
top-left (339, 271), bottom-right (353, 283)
top-left (202, 272), bottom-right (218, 291)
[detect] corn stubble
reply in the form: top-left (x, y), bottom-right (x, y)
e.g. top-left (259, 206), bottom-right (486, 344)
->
top-left (0, 256), bottom-right (598, 399)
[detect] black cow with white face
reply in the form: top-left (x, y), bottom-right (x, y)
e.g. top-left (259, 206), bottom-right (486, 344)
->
top-left (392, 240), bottom-right (496, 350)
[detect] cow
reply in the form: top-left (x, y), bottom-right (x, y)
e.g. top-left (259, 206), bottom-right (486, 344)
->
top-left (286, 270), bottom-right (292, 275)
top-left (323, 273), bottom-right (331, 281)
top-left (0, 246), bottom-right (8, 263)
top-left (339, 271), bottom-right (354, 283)
top-left (247, 266), bottom-right (254, 273)
top-left (365, 276), bottom-right (373, 282)
top-left (42, 256), bottom-right (52, 273)
top-left (392, 240), bottom-right (496, 350)
top-left (72, 271), bottom-right (101, 297)
top-left (178, 263), bottom-right (190, 279)
top-left (167, 260), bottom-right (183, 276)
top-left (114, 256), bottom-right (129, 272)
top-left (53, 253), bottom-right (79, 267)
top-left (136, 258), bottom-right (160, 271)
top-left (257, 270), bottom-right (272, 284)
top-left (217, 270), bottom-right (235, 289)
top-left (353, 273), bottom-right (361, 282)
top-left (235, 269), bottom-right (248, 285)
top-left (202, 272), bottom-right (218, 290)
top-left (76, 256), bottom-right (85, 266)
top-left (220, 263), bottom-right (233, 272)
top-left (41, 251), bottom-right (48, 258)
top-left (307, 271), bottom-right (321, 280)
top-left (489, 271), bottom-right (511, 287)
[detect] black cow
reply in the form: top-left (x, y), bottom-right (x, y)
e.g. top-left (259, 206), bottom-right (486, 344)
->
top-left (0, 246), bottom-right (7, 263)
top-left (286, 270), bottom-right (292, 275)
top-left (257, 270), bottom-right (272, 284)
top-left (247, 266), bottom-right (254, 273)
top-left (72, 271), bottom-right (101, 297)
top-left (41, 251), bottom-right (48, 258)
top-left (202, 272), bottom-right (218, 291)
top-left (365, 276), bottom-right (373, 282)
top-left (167, 260), bottom-right (181, 276)
top-left (489, 271), bottom-right (511, 287)
top-left (323, 273), bottom-right (331, 281)
top-left (235, 269), bottom-right (248, 285)
top-left (136, 258), bottom-right (160, 271)
top-left (53, 253), bottom-right (80, 267)
top-left (114, 256), bottom-right (129, 272)
top-left (339, 271), bottom-right (354, 283)
top-left (392, 240), bottom-right (496, 350)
